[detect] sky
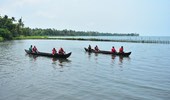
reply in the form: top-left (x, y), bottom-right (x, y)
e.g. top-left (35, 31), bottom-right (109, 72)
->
top-left (0, 0), bottom-right (170, 36)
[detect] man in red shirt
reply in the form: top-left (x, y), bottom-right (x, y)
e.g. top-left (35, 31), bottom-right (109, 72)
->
top-left (119, 46), bottom-right (124, 53)
top-left (52, 48), bottom-right (57, 55)
top-left (111, 46), bottom-right (116, 53)
top-left (58, 47), bottom-right (65, 55)
top-left (32, 46), bottom-right (38, 53)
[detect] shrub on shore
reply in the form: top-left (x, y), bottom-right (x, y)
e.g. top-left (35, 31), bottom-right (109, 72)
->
top-left (0, 37), bottom-right (4, 41)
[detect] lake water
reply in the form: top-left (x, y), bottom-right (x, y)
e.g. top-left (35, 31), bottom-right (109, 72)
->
top-left (0, 39), bottom-right (170, 100)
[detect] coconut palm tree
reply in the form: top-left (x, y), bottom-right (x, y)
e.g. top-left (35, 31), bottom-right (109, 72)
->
top-left (11, 17), bottom-right (16, 22)
top-left (18, 17), bottom-right (24, 28)
top-left (4, 15), bottom-right (8, 19)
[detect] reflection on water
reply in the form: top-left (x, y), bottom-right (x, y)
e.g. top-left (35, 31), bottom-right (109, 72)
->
top-left (1, 40), bottom-right (170, 100)
top-left (25, 54), bottom-right (38, 61)
top-left (52, 58), bottom-right (71, 65)
top-left (94, 53), bottom-right (98, 56)
top-left (52, 58), bottom-right (71, 72)
top-left (25, 53), bottom-right (71, 68)
top-left (111, 55), bottom-right (116, 59)
top-left (110, 55), bottom-right (131, 71)
top-left (84, 51), bottom-right (131, 72)
top-left (85, 51), bottom-right (92, 60)
top-left (118, 56), bottom-right (130, 69)
top-left (85, 51), bottom-right (131, 66)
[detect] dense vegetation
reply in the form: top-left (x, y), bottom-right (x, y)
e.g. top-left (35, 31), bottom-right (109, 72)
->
top-left (30, 28), bottom-right (139, 36)
top-left (0, 15), bottom-right (139, 41)
top-left (0, 15), bottom-right (24, 40)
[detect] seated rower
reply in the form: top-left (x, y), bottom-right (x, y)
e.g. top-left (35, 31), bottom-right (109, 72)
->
top-left (52, 48), bottom-right (57, 55)
top-left (58, 47), bottom-right (65, 55)
top-left (29, 45), bottom-right (33, 52)
top-left (88, 45), bottom-right (92, 51)
top-left (119, 46), bottom-right (124, 53)
top-left (111, 46), bottom-right (117, 53)
top-left (94, 45), bottom-right (99, 51)
top-left (32, 46), bottom-right (38, 53)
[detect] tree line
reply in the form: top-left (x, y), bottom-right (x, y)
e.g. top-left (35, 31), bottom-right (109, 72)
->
top-left (0, 15), bottom-right (139, 40)
top-left (30, 28), bottom-right (139, 36)
top-left (0, 15), bottom-right (24, 40)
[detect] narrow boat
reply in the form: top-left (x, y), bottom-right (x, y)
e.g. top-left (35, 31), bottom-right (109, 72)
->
top-left (25, 49), bottom-right (71, 59)
top-left (84, 48), bottom-right (131, 56)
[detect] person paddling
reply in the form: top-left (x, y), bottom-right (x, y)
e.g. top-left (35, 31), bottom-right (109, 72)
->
top-left (52, 48), bottom-right (57, 55)
top-left (119, 46), bottom-right (124, 53)
top-left (88, 45), bottom-right (92, 51)
top-left (32, 46), bottom-right (38, 53)
top-left (29, 45), bottom-right (33, 52)
top-left (58, 47), bottom-right (65, 55)
top-left (111, 46), bottom-right (116, 53)
top-left (94, 45), bottom-right (99, 51)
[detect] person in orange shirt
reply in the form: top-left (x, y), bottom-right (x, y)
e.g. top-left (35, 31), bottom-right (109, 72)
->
top-left (111, 46), bottom-right (116, 53)
top-left (52, 48), bottom-right (57, 55)
top-left (119, 46), bottom-right (124, 53)
top-left (32, 46), bottom-right (38, 53)
top-left (58, 47), bottom-right (65, 55)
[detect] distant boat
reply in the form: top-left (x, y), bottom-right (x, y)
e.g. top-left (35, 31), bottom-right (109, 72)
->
top-left (25, 49), bottom-right (71, 59)
top-left (84, 48), bottom-right (131, 57)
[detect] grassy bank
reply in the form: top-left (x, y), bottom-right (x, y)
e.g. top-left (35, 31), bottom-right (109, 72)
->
top-left (14, 36), bottom-right (48, 40)
top-left (0, 37), bottom-right (4, 42)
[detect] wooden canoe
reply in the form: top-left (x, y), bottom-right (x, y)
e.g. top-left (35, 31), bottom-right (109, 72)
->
top-left (84, 48), bottom-right (131, 56)
top-left (25, 49), bottom-right (71, 59)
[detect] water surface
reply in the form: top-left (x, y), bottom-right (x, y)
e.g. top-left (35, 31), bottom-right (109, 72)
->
top-left (0, 40), bottom-right (170, 100)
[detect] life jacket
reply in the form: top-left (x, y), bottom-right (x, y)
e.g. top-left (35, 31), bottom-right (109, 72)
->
top-left (119, 47), bottom-right (123, 53)
top-left (52, 48), bottom-right (56, 55)
top-left (33, 47), bottom-right (37, 52)
top-left (111, 48), bottom-right (116, 53)
top-left (59, 48), bottom-right (64, 54)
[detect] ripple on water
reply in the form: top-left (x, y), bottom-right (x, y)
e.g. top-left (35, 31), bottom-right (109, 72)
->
top-left (1, 40), bottom-right (170, 100)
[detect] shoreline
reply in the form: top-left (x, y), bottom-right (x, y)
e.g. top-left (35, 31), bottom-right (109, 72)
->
top-left (1, 36), bottom-right (170, 44)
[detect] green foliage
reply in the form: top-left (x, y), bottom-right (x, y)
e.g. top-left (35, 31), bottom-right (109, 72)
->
top-left (0, 28), bottom-right (12, 39)
top-left (29, 28), bottom-right (139, 36)
top-left (0, 15), bottom-right (24, 40)
top-left (0, 37), bottom-right (4, 41)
